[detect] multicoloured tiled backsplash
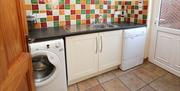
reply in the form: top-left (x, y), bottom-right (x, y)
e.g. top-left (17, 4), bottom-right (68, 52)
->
top-left (25, 0), bottom-right (148, 29)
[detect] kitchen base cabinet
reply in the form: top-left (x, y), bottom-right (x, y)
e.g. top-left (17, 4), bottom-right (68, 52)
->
top-left (99, 31), bottom-right (122, 71)
top-left (66, 34), bottom-right (99, 84)
top-left (66, 30), bottom-right (123, 85)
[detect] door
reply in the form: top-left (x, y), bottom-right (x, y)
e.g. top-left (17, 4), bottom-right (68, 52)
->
top-left (66, 34), bottom-right (99, 84)
top-left (149, 0), bottom-right (180, 76)
top-left (99, 31), bottom-right (122, 71)
top-left (0, 0), bottom-right (35, 91)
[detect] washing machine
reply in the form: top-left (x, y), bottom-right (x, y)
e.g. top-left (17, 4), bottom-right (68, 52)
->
top-left (29, 39), bottom-right (67, 91)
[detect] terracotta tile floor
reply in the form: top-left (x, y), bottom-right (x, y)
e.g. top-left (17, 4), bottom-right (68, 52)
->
top-left (68, 61), bottom-right (180, 91)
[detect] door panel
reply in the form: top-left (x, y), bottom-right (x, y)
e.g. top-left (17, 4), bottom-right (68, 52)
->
top-left (99, 31), bottom-right (122, 71)
top-left (0, 32), bottom-right (8, 85)
top-left (66, 34), bottom-right (99, 83)
top-left (0, 0), bottom-right (35, 90)
top-left (155, 31), bottom-right (176, 65)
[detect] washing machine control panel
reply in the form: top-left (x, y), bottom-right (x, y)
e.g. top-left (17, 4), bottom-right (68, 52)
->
top-left (29, 39), bottom-right (64, 52)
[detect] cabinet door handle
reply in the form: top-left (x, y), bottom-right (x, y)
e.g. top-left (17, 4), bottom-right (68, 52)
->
top-left (96, 37), bottom-right (98, 54)
top-left (100, 36), bottom-right (103, 53)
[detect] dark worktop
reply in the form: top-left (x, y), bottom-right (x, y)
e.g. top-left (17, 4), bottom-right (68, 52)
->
top-left (29, 23), bottom-right (146, 43)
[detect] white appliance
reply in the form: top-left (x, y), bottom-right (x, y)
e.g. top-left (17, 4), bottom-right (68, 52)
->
top-left (29, 39), bottom-right (67, 91)
top-left (121, 27), bottom-right (147, 70)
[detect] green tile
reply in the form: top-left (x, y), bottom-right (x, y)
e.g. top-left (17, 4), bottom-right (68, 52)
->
top-left (76, 0), bottom-right (80, 4)
top-left (81, 10), bottom-right (86, 14)
top-left (31, 0), bottom-right (38, 4)
top-left (111, 18), bottom-right (114, 22)
top-left (95, 18), bottom-right (99, 23)
top-left (86, 0), bottom-right (90, 4)
top-left (115, 5), bottom-right (118, 9)
top-left (54, 21), bottom-right (59, 27)
top-left (40, 18), bottom-right (46, 22)
top-left (46, 4), bottom-right (52, 10)
top-left (100, 5), bottom-right (103, 9)
top-left (135, 5), bottom-right (139, 9)
top-left (103, 14), bottom-right (107, 18)
top-left (90, 10), bottom-right (95, 14)
top-left (65, 15), bottom-right (70, 20)
top-left (131, 10), bottom-right (134, 14)
top-left (59, 0), bottom-right (64, 4)
top-left (86, 14), bottom-right (90, 19)
top-left (32, 10), bottom-right (39, 13)
top-left (127, 1), bottom-right (131, 5)
top-left (107, 10), bottom-right (111, 13)
top-left (95, 0), bottom-right (99, 4)
top-left (134, 19), bottom-right (138, 23)
top-left (65, 4), bottom-right (70, 9)
top-left (143, 15), bottom-right (147, 19)
top-left (76, 20), bottom-right (81, 25)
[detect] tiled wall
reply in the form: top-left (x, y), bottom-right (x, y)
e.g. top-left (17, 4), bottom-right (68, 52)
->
top-left (25, 0), bottom-right (148, 29)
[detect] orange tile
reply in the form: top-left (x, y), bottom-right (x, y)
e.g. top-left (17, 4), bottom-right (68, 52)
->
top-left (90, 14), bottom-right (95, 18)
top-left (34, 23), bottom-right (41, 29)
top-left (25, 4), bottom-right (32, 10)
top-left (59, 10), bottom-right (64, 15)
top-left (75, 10), bottom-right (81, 14)
top-left (47, 16), bottom-right (53, 21)
top-left (39, 10), bottom-right (46, 13)
top-left (81, 0), bottom-right (86, 4)
top-left (86, 5), bottom-right (90, 9)
top-left (70, 4), bottom-right (75, 9)
top-left (60, 21), bottom-right (65, 26)
top-left (70, 15), bottom-right (76, 20)
top-left (95, 4), bottom-right (99, 9)
top-left (81, 20), bottom-right (86, 25)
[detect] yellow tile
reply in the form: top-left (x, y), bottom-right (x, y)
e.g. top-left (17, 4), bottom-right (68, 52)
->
top-left (47, 16), bottom-right (53, 21)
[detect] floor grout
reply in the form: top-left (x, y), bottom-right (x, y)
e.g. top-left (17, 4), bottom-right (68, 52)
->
top-left (68, 62), bottom-right (179, 91)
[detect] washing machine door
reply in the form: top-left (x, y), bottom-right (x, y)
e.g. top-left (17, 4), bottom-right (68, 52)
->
top-left (31, 50), bottom-right (61, 87)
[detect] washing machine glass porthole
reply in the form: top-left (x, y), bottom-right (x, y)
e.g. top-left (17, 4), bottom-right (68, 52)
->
top-left (32, 55), bottom-right (56, 83)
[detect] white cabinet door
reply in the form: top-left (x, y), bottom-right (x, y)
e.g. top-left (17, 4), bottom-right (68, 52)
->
top-left (66, 34), bottom-right (99, 82)
top-left (99, 30), bottom-right (123, 71)
top-left (155, 31), bottom-right (177, 67)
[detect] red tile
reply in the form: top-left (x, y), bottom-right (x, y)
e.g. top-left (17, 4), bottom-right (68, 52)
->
top-left (104, 1), bottom-right (107, 4)
top-left (91, 0), bottom-right (94, 4)
top-left (122, 6), bottom-right (125, 9)
top-left (76, 15), bottom-right (81, 19)
top-left (66, 21), bottom-right (71, 25)
top-left (95, 14), bottom-right (99, 18)
top-left (53, 16), bottom-right (59, 21)
top-left (135, 14), bottom-right (138, 18)
top-left (65, 0), bottom-right (70, 4)
top-left (39, 0), bottom-right (45, 4)
top-left (86, 20), bottom-right (91, 24)
top-left (41, 22), bottom-right (47, 28)
top-left (139, 11), bottom-right (143, 14)
top-left (59, 4), bottom-right (64, 9)
top-left (143, 20), bottom-right (147, 24)
top-left (111, 14), bottom-right (114, 17)
top-left (32, 5), bottom-right (38, 10)
top-left (47, 10), bottom-right (52, 15)
top-left (127, 18), bottom-right (130, 23)
top-left (143, 6), bottom-right (148, 10)
top-left (86, 10), bottom-right (90, 14)
top-left (103, 10), bottom-right (107, 13)
top-left (108, 5), bottom-right (111, 9)
top-left (71, 10), bottom-right (75, 14)
top-left (103, 18), bottom-right (107, 22)
top-left (81, 5), bottom-right (86, 9)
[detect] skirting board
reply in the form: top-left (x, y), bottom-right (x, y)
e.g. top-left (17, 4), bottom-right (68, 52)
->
top-left (149, 58), bottom-right (180, 77)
